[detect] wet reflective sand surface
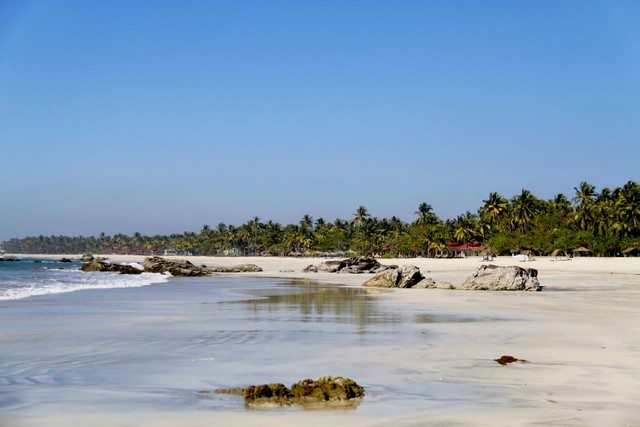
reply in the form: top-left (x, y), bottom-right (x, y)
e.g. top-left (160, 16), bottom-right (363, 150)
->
top-left (0, 277), bottom-right (493, 425)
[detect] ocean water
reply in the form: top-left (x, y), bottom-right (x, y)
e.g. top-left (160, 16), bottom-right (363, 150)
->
top-left (0, 275), bottom-right (491, 425)
top-left (0, 258), bottom-right (168, 301)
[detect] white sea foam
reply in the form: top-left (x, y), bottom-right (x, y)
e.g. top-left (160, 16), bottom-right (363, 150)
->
top-left (0, 270), bottom-right (169, 301)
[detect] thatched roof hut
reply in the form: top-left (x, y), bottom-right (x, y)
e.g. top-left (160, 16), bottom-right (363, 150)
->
top-left (622, 247), bottom-right (639, 257)
top-left (573, 247), bottom-right (591, 256)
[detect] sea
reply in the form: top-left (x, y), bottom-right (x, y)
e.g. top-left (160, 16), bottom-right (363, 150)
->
top-left (0, 257), bottom-right (168, 301)
top-left (0, 260), bottom-right (488, 425)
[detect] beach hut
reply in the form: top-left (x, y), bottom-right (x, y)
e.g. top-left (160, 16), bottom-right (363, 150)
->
top-left (573, 247), bottom-right (591, 257)
top-left (446, 241), bottom-right (483, 258)
top-left (622, 247), bottom-right (640, 257)
top-left (550, 248), bottom-right (568, 259)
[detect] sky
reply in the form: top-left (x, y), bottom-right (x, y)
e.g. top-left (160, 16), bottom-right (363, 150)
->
top-left (1, 0), bottom-right (639, 240)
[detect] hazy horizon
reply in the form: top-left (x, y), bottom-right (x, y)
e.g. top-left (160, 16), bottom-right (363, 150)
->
top-left (2, 1), bottom-right (639, 241)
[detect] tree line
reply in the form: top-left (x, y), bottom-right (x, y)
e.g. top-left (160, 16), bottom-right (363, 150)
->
top-left (2, 181), bottom-right (639, 257)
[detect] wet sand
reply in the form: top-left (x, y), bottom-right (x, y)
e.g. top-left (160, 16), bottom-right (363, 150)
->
top-left (2, 255), bottom-right (640, 426)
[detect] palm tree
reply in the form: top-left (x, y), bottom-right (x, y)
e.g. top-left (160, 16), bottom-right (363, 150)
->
top-left (512, 189), bottom-right (539, 232)
top-left (573, 182), bottom-right (598, 230)
top-left (300, 214), bottom-right (314, 229)
top-left (614, 181), bottom-right (640, 236)
top-left (480, 192), bottom-right (509, 225)
top-left (352, 206), bottom-right (371, 230)
top-left (574, 181), bottom-right (598, 206)
top-left (551, 193), bottom-right (572, 215)
top-left (414, 202), bottom-right (439, 225)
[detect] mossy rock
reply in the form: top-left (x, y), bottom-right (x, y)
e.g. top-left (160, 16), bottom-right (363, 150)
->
top-left (244, 383), bottom-right (292, 405)
top-left (290, 376), bottom-right (365, 402)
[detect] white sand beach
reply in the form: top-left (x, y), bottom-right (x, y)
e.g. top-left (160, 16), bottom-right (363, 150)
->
top-left (3, 255), bottom-right (639, 426)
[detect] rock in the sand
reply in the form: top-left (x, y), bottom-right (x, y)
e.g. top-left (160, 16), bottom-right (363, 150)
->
top-left (413, 277), bottom-right (435, 289)
top-left (414, 278), bottom-right (456, 289)
top-left (303, 259), bottom-right (345, 273)
top-left (143, 256), bottom-right (210, 276)
top-left (59, 257), bottom-right (74, 263)
top-left (460, 265), bottom-right (542, 291)
top-left (362, 265), bottom-right (424, 288)
top-left (79, 254), bottom-right (94, 262)
top-left (494, 355), bottom-right (525, 365)
top-left (290, 376), bottom-right (365, 402)
top-left (218, 376), bottom-right (365, 406)
top-left (339, 257), bottom-right (385, 274)
top-left (80, 261), bottom-right (143, 275)
top-left (209, 264), bottom-right (263, 273)
top-left (244, 383), bottom-right (292, 405)
top-left (435, 281), bottom-right (456, 289)
top-left (304, 257), bottom-right (395, 274)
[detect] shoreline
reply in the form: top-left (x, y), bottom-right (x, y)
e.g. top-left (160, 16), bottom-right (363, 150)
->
top-left (9, 253), bottom-right (640, 283)
top-left (2, 254), bottom-right (640, 425)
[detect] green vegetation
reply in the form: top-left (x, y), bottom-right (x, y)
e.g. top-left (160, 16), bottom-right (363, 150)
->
top-left (2, 181), bottom-right (639, 257)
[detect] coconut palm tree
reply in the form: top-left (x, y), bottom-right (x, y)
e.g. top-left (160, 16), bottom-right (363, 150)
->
top-left (480, 192), bottom-right (509, 226)
top-left (551, 193), bottom-right (573, 215)
top-left (572, 182), bottom-right (598, 231)
top-left (414, 202), bottom-right (439, 225)
top-left (350, 206), bottom-right (368, 227)
top-left (512, 189), bottom-right (539, 232)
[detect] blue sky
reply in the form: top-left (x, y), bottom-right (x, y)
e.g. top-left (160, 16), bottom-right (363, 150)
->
top-left (1, 0), bottom-right (639, 240)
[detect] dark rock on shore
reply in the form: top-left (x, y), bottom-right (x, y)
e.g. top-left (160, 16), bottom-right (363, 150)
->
top-left (244, 383), bottom-right (292, 405)
top-left (304, 257), bottom-right (395, 274)
top-left (303, 259), bottom-right (345, 273)
top-left (362, 265), bottom-right (424, 288)
top-left (0, 256), bottom-right (20, 262)
top-left (218, 376), bottom-right (365, 406)
top-left (413, 278), bottom-right (456, 289)
top-left (80, 261), bottom-right (143, 275)
top-left (495, 355), bottom-right (525, 365)
top-left (461, 265), bottom-right (542, 291)
top-left (142, 257), bottom-right (263, 276)
top-left (209, 264), bottom-right (263, 273)
top-left (290, 376), bottom-right (365, 402)
top-left (59, 257), bottom-right (74, 263)
top-left (80, 254), bottom-right (94, 262)
top-left (143, 257), bottom-right (210, 276)
top-left (368, 265), bottom-right (540, 291)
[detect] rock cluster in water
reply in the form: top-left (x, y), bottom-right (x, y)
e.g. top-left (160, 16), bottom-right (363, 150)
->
top-left (80, 261), bottom-right (143, 275)
top-left (0, 256), bottom-right (20, 262)
top-left (80, 256), bottom-right (263, 276)
top-left (217, 376), bottom-right (365, 406)
top-left (142, 257), bottom-right (210, 276)
top-left (304, 257), bottom-right (396, 274)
